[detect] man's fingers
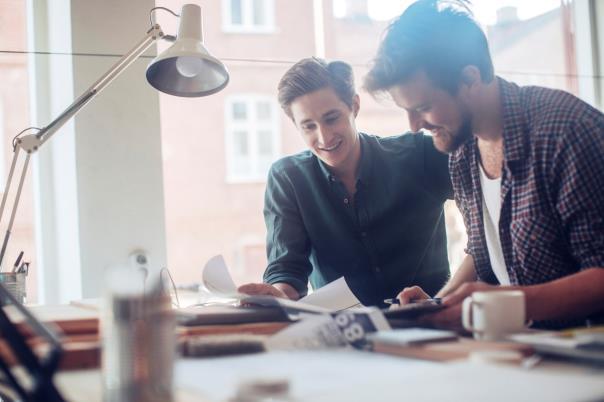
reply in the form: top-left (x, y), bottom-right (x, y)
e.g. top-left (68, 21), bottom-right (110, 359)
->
top-left (237, 283), bottom-right (258, 294)
top-left (238, 283), bottom-right (273, 295)
top-left (238, 283), bottom-right (286, 298)
top-left (396, 286), bottom-right (429, 305)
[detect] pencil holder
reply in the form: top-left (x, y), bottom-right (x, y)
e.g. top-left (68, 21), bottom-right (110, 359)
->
top-left (0, 272), bottom-right (27, 305)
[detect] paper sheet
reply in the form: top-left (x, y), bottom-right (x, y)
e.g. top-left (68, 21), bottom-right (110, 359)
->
top-left (267, 307), bottom-right (390, 350)
top-left (266, 315), bottom-right (350, 350)
top-left (200, 255), bottom-right (360, 312)
top-left (299, 277), bottom-right (360, 310)
top-left (201, 255), bottom-right (238, 296)
top-left (174, 350), bottom-right (604, 402)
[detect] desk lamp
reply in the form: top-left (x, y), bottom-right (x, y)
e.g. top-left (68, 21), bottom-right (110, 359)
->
top-left (0, 3), bottom-right (229, 269)
top-left (0, 4), bottom-right (228, 402)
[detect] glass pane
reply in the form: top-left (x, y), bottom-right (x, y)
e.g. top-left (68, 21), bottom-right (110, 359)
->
top-left (482, 3), bottom-right (571, 92)
top-left (232, 101), bottom-right (247, 120)
top-left (256, 101), bottom-right (271, 120)
top-left (230, 0), bottom-right (243, 25)
top-left (257, 130), bottom-right (273, 156)
top-left (233, 130), bottom-right (249, 156)
top-left (252, 0), bottom-right (266, 26)
top-left (232, 157), bottom-right (252, 177)
top-left (257, 155), bottom-right (273, 178)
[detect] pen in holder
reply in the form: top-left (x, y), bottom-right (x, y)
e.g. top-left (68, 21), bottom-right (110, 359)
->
top-left (0, 271), bottom-right (27, 305)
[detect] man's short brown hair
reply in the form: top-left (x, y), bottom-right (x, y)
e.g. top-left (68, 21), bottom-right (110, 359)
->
top-left (278, 57), bottom-right (356, 119)
top-left (364, 0), bottom-right (494, 96)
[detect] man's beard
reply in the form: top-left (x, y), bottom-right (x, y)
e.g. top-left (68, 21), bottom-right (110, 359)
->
top-left (437, 117), bottom-right (473, 154)
top-left (450, 117), bottom-right (473, 152)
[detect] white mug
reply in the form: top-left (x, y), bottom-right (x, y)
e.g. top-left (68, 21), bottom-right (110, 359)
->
top-left (462, 290), bottom-right (526, 341)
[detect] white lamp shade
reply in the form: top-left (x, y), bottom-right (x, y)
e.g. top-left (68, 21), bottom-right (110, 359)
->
top-left (146, 4), bottom-right (229, 97)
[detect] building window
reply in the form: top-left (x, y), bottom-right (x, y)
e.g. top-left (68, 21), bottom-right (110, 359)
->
top-left (225, 96), bottom-right (280, 182)
top-left (222, 0), bottom-right (275, 33)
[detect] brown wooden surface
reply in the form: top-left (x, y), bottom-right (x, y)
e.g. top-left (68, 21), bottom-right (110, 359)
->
top-left (58, 337), bottom-right (100, 370)
top-left (4, 304), bottom-right (99, 338)
top-left (1, 303), bottom-right (292, 371)
top-left (52, 321), bottom-right (288, 370)
top-left (0, 335), bottom-right (99, 371)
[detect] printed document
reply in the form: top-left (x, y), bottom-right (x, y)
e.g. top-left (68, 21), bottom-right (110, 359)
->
top-left (201, 255), bottom-right (361, 312)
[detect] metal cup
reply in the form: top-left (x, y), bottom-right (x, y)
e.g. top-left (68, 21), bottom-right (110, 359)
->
top-left (0, 272), bottom-right (27, 304)
top-left (102, 270), bottom-right (175, 402)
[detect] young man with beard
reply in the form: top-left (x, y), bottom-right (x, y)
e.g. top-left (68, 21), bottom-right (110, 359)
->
top-left (364, 0), bottom-right (604, 328)
top-left (238, 58), bottom-right (453, 307)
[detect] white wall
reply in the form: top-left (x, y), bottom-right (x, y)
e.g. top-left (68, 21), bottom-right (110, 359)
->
top-left (27, 0), bottom-right (168, 303)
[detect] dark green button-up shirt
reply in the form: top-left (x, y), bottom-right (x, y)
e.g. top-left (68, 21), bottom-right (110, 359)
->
top-left (263, 132), bottom-right (453, 306)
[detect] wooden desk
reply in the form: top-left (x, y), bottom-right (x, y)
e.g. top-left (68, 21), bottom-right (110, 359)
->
top-left (2, 303), bottom-right (288, 371)
top-left (6, 303), bottom-right (604, 401)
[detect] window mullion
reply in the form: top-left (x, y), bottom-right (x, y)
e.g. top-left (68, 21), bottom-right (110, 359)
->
top-left (243, 0), bottom-right (252, 29)
top-left (249, 98), bottom-right (259, 178)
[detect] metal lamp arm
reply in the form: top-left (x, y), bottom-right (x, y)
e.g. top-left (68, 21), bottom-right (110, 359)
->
top-left (37, 24), bottom-right (164, 148)
top-left (0, 24), bottom-right (165, 268)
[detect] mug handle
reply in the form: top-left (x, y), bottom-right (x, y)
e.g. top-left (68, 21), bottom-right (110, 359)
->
top-left (462, 296), bottom-right (476, 332)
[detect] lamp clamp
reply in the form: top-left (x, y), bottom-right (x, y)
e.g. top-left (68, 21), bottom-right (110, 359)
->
top-left (16, 134), bottom-right (43, 154)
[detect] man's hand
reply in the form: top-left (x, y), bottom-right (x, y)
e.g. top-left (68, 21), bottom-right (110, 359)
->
top-left (418, 281), bottom-right (498, 330)
top-left (395, 255), bottom-right (479, 305)
top-left (396, 286), bottom-right (431, 305)
top-left (237, 282), bottom-right (298, 300)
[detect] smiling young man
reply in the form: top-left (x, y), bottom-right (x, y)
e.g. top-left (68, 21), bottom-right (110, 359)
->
top-left (364, 0), bottom-right (604, 328)
top-left (238, 58), bottom-right (453, 306)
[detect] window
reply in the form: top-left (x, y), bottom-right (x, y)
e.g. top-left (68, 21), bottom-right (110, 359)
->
top-left (223, 0), bottom-right (275, 33)
top-left (225, 96), bottom-right (280, 182)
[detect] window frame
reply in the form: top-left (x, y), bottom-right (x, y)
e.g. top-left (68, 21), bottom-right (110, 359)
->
top-left (222, 0), bottom-right (276, 34)
top-left (224, 94), bottom-right (281, 183)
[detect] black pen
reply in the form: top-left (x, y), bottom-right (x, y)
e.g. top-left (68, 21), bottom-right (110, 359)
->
top-left (11, 251), bottom-right (24, 273)
top-left (383, 297), bottom-right (442, 305)
top-left (17, 261), bottom-right (29, 274)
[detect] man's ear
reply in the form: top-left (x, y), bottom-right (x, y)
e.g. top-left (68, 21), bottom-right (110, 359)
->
top-left (460, 66), bottom-right (481, 88)
top-left (458, 66), bottom-right (483, 105)
top-left (352, 94), bottom-right (360, 117)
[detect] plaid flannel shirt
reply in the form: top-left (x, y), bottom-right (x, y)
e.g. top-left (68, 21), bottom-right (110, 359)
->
top-left (450, 78), bottom-right (604, 328)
